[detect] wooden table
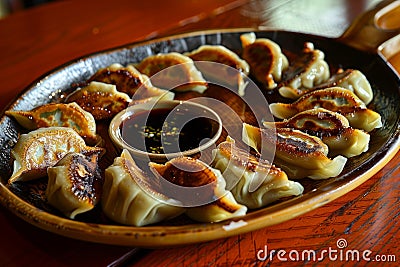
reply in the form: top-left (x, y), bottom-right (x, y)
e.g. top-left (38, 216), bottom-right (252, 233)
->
top-left (0, 0), bottom-right (398, 266)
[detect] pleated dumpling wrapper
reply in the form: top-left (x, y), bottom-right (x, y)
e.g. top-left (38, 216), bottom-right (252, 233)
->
top-left (46, 152), bottom-right (102, 219)
top-left (149, 157), bottom-right (247, 223)
top-left (185, 45), bottom-right (250, 96)
top-left (279, 42), bottom-right (330, 99)
top-left (240, 32), bottom-right (289, 89)
top-left (242, 123), bottom-right (347, 180)
top-left (263, 108), bottom-right (370, 157)
top-left (102, 149), bottom-right (185, 226)
top-left (6, 102), bottom-right (100, 145)
top-left (269, 87), bottom-right (382, 132)
top-left (9, 127), bottom-right (105, 184)
top-left (315, 69), bottom-right (373, 105)
top-left (65, 81), bottom-right (131, 120)
top-left (212, 137), bottom-right (304, 209)
top-left (136, 52), bottom-right (208, 93)
top-left (86, 63), bottom-right (175, 102)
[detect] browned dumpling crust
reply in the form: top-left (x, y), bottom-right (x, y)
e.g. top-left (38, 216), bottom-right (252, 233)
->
top-left (151, 157), bottom-right (216, 187)
top-left (263, 108), bottom-right (370, 157)
top-left (149, 157), bottom-right (221, 205)
top-left (186, 45), bottom-right (250, 95)
top-left (150, 157), bottom-right (247, 222)
top-left (215, 137), bottom-right (279, 174)
top-left (242, 123), bottom-right (347, 179)
top-left (269, 87), bottom-right (382, 132)
top-left (279, 42), bottom-right (330, 99)
top-left (186, 45), bottom-right (249, 74)
top-left (88, 63), bottom-right (149, 97)
top-left (241, 32), bottom-right (289, 89)
top-left (136, 52), bottom-right (208, 93)
top-left (314, 69), bottom-right (373, 104)
top-left (6, 102), bottom-right (100, 145)
top-left (65, 81), bottom-right (130, 120)
top-left (8, 127), bottom-right (105, 184)
top-left (212, 137), bottom-right (304, 209)
top-left (46, 152), bottom-right (102, 219)
top-left (87, 63), bottom-right (175, 103)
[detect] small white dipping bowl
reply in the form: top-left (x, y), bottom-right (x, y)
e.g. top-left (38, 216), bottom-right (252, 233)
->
top-left (109, 100), bottom-right (222, 162)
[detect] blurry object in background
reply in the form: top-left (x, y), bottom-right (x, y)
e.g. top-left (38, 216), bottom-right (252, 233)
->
top-left (0, 0), bottom-right (54, 18)
top-left (241, 0), bottom-right (384, 37)
top-left (0, 0), bottom-right (9, 17)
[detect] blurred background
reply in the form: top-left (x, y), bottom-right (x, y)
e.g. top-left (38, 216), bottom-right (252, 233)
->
top-left (0, 0), bottom-right (54, 18)
top-left (1, 0), bottom-right (390, 46)
top-left (0, 0), bottom-right (384, 38)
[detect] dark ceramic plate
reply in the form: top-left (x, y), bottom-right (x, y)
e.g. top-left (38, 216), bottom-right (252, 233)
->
top-left (0, 29), bottom-right (399, 247)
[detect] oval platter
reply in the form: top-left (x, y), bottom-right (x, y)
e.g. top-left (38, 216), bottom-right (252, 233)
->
top-left (0, 29), bottom-right (399, 247)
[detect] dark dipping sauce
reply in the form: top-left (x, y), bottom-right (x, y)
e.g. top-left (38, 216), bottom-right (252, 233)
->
top-left (120, 107), bottom-right (218, 154)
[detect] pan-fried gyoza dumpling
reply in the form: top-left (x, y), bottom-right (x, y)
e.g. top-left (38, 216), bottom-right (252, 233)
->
top-left (315, 69), bottom-right (373, 104)
top-left (186, 45), bottom-right (249, 75)
top-left (263, 108), bottom-right (370, 157)
top-left (46, 152), bottom-right (102, 219)
top-left (136, 52), bottom-right (208, 93)
top-left (242, 123), bottom-right (347, 179)
top-left (149, 157), bottom-right (247, 223)
top-left (212, 137), bottom-right (304, 209)
top-left (87, 63), bottom-right (175, 102)
top-left (241, 32), bottom-right (289, 89)
top-left (269, 87), bottom-right (382, 132)
top-left (88, 63), bottom-right (149, 97)
top-left (65, 81), bottom-right (131, 120)
top-left (185, 45), bottom-right (250, 95)
top-left (279, 42), bottom-right (330, 99)
top-left (102, 150), bottom-right (185, 226)
top-left (6, 102), bottom-right (100, 145)
top-left (8, 127), bottom-right (105, 184)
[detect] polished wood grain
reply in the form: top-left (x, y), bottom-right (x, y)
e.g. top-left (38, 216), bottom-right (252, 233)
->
top-left (0, 0), bottom-right (398, 266)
